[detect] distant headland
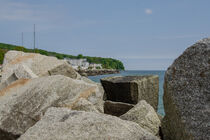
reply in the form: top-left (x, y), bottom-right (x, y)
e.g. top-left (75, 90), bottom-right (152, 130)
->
top-left (0, 43), bottom-right (124, 76)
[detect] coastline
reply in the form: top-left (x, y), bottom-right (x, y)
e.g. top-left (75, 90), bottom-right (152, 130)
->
top-left (76, 69), bottom-right (120, 76)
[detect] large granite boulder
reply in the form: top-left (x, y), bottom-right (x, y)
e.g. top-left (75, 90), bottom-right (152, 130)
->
top-left (120, 100), bottom-right (161, 136)
top-left (101, 75), bottom-right (159, 110)
top-left (19, 107), bottom-right (159, 140)
top-left (104, 100), bottom-right (134, 116)
top-left (162, 38), bottom-right (210, 140)
top-left (0, 64), bottom-right (38, 91)
top-left (1, 51), bottom-right (79, 82)
top-left (0, 75), bottom-right (103, 140)
top-left (70, 98), bottom-right (100, 113)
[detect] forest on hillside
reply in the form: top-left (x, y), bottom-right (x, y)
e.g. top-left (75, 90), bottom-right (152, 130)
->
top-left (0, 43), bottom-right (125, 70)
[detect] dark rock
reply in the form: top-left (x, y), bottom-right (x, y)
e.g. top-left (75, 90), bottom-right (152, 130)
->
top-left (101, 75), bottom-right (159, 110)
top-left (162, 38), bottom-right (210, 140)
top-left (104, 100), bottom-right (134, 116)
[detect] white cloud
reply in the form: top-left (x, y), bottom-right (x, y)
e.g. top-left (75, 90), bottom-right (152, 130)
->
top-left (145, 9), bottom-right (153, 15)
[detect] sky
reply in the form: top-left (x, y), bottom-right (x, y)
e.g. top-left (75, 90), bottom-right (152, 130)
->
top-left (0, 0), bottom-right (210, 70)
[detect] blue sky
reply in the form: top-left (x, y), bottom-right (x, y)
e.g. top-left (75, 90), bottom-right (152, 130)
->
top-left (0, 0), bottom-right (209, 70)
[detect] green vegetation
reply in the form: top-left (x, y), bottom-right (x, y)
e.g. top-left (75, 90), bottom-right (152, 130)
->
top-left (96, 66), bottom-right (101, 69)
top-left (0, 43), bottom-right (125, 70)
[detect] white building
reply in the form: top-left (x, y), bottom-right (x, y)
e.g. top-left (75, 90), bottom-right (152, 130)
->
top-left (89, 63), bottom-right (102, 69)
top-left (65, 58), bottom-right (103, 70)
top-left (64, 58), bottom-right (90, 69)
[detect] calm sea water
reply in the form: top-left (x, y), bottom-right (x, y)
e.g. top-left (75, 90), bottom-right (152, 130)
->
top-left (88, 70), bottom-right (165, 116)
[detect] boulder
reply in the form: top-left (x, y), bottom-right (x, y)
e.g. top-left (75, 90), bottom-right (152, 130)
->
top-left (14, 64), bottom-right (38, 79)
top-left (78, 76), bottom-right (98, 84)
top-left (1, 51), bottom-right (79, 82)
top-left (0, 75), bottom-right (103, 139)
top-left (101, 75), bottom-right (159, 110)
top-left (0, 64), bottom-right (38, 91)
top-left (162, 38), bottom-right (210, 140)
top-left (19, 107), bottom-right (159, 140)
top-left (71, 98), bottom-right (99, 113)
top-left (104, 100), bottom-right (134, 116)
top-left (0, 73), bottom-right (18, 91)
top-left (120, 100), bottom-right (161, 136)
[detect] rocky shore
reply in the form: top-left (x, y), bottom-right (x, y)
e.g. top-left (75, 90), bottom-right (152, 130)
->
top-left (77, 69), bottom-right (120, 76)
top-left (0, 37), bottom-right (209, 140)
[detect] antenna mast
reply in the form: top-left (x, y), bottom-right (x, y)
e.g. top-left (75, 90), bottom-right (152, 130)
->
top-left (21, 32), bottom-right (24, 47)
top-left (34, 24), bottom-right (36, 52)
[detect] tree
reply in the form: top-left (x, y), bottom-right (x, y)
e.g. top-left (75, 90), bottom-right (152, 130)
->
top-left (77, 54), bottom-right (83, 59)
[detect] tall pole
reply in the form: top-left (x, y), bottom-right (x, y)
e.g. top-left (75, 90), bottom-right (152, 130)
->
top-left (21, 32), bottom-right (24, 47)
top-left (34, 24), bottom-right (36, 52)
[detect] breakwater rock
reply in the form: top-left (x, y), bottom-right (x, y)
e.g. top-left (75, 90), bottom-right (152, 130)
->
top-left (162, 38), bottom-right (210, 140)
top-left (19, 107), bottom-right (159, 140)
top-left (120, 100), bottom-right (161, 136)
top-left (0, 50), bottom-right (159, 140)
top-left (77, 69), bottom-right (120, 76)
top-left (1, 50), bottom-right (80, 82)
top-left (0, 75), bottom-right (104, 139)
top-left (101, 75), bottom-right (159, 111)
top-left (104, 100), bottom-right (134, 116)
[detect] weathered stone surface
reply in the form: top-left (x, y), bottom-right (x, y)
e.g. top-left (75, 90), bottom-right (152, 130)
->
top-left (48, 63), bottom-right (79, 78)
top-left (19, 107), bottom-right (159, 140)
top-left (57, 80), bottom-right (104, 113)
top-left (101, 75), bottom-right (159, 110)
top-left (0, 75), bottom-right (103, 139)
top-left (71, 98), bottom-right (99, 113)
top-left (104, 100), bottom-right (134, 116)
top-left (0, 73), bottom-right (18, 91)
top-left (14, 64), bottom-right (38, 79)
top-left (1, 51), bottom-right (79, 82)
top-left (0, 64), bottom-right (38, 91)
top-left (78, 76), bottom-right (97, 84)
top-left (162, 38), bottom-right (210, 140)
top-left (120, 100), bottom-right (161, 136)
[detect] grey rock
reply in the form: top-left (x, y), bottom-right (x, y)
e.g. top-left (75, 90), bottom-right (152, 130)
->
top-left (104, 100), bottom-right (134, 116)
top-left (78, 76), bottom-right (97, 84)
top-left (101, 75), bottom-right (159, 110)
top-left (57, 80), bottom-right (104, 113)
top-left (71, 98), bottom-right (99, 113)
top-left (0, 73), bottom-right (18, 91)
top-left (0, 75), bottom-right (103, 139)
top-left (0, 64), bottom-right (38, 91)
top-left (48, 62), bottom-right (78, 78)
top-left (14, 64), bottom-right (38, 79)
top-left (1, 51), bottom-right (79, 82)
top-left (120, 100), bottom-right (161, 136)
top-left (19, 107), bottom-right (159, 140)
top-left (162, 38), bottom-right (210, 140)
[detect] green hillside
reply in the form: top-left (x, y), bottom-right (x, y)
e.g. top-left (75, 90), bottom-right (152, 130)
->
top-left (0, 43), bottom-right (125, 70)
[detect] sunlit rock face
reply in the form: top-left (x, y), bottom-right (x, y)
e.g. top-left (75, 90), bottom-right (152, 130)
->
top-left (120, 100), bottom-right (161, 136)
top-left (162, 38), bottom-right (210, 140)
top-left (0, 75), bottom-right (104, 139)
top-left (1, 50), bottom-right (79, 82)
top-left (19, 107), bottom-right (159, 140)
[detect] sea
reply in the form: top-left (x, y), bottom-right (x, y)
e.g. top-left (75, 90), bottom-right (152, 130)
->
top-left (88, 70), bottom-right (165, 116)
